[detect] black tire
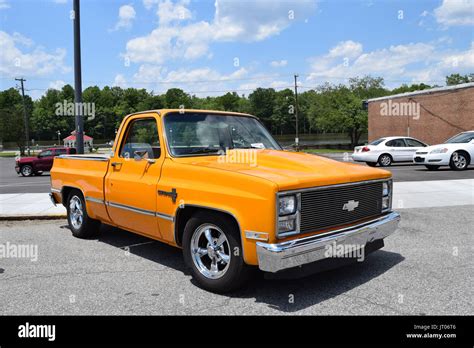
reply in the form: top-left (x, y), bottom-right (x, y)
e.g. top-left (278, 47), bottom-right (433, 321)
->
top-left (449, 151), bottom-right (469, 171)
top-left (366, 162), bottom-right (377, 167)
top-left (20, 165), bottom-right (33, 177)
top-left (425, 165), bottom-right (440, 171)
top-left (66, 190), bottom-right (101, 238)
top-left (378, 154), bottom-right (392, 167)
top-left (182, 211), bottom-right (251, 293)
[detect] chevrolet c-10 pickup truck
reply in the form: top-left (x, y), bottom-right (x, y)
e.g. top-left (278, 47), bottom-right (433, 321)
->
top-left (50, 109), bottom-right (400, 292)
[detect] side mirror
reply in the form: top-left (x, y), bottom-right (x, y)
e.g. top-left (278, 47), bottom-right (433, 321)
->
top-left (133, 150), bottom-right (147, 160)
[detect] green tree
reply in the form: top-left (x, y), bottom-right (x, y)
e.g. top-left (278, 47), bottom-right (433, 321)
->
top-left (165, 88), bottom-right (192, 108)
top-left (0, 88), bottom-right (27, 153)
top-left (446, 73), bottom-right (474, 86)
top-left (391, 83), bottom-right (432, 94)
top-left (248, 88), bottom-right (276, 130)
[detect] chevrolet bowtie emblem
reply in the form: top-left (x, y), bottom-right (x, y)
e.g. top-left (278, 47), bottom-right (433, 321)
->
top-left (343, 200), bottom-right (359, 212)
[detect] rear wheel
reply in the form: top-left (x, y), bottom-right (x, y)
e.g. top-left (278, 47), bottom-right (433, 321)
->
top-left (425, 165), bottom-right (440, 171)
top-left (67, 190), bottom-right (100, 238)
top-left (366, 162), bottom-right (377, 167)
top-left (182, 211), bottom-right (251, 293)
top-left (378, 154), bottom-right (392, 167)
top-left (20, 165), bottom-right (33, 177)
top-left (449, 151), bottom-right (469, 171)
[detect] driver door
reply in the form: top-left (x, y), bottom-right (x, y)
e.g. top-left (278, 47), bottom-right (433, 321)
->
top-left (36, 150), bottom-right (54, 171)
top-left (105, 114), bottom-right (164, 238)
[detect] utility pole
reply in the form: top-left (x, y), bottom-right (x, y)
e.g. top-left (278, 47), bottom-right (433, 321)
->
top-left (15, 77), bottom-right (30, 155)
top-left (294, 74), bottom-right (299, 151)
top-left (73, 0), bottom-right (84, 154)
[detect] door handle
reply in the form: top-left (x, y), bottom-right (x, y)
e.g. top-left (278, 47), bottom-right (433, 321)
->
top-left (111, 162), bottom-right (122, 169)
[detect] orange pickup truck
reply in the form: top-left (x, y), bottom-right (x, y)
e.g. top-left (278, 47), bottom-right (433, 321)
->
top-left (50, 109), bottom-right (400, 292)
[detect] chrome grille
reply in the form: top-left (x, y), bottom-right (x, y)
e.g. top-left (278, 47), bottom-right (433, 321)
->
top-left (299, 181), bottom-right (383, 233)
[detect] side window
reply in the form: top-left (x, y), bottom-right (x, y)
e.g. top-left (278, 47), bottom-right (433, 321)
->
top-left (54, 149), bottom-right (67, 156)
top-left (406, 139), bottom-right (425, 147)
top-left (386, 139), bottom-right (405, 147)
top-left (120, 118), bottom-right (160, 159)
top-left (39, 150), bottom-right (53, 158)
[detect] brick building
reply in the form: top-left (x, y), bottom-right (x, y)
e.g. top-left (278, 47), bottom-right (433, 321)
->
top-left (366, 82), bottom-right (474, 145)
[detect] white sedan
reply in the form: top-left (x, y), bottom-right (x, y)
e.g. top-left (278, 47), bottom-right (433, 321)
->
top-left (413, 131), bottom-right (474, 170)
top-left (352, 136), bottom-right (428, 167)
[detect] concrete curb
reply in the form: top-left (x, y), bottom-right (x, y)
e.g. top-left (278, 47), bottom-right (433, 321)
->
top-left (0, 214), bottom-right (66, 221)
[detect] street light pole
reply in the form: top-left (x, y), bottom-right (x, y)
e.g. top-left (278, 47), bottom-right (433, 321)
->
top-left (15, 77), bottom-right (30, 155)
top-left (73, 0), bottom-right (84, 154)
top-left (294, 74), bottom-right (299, 151)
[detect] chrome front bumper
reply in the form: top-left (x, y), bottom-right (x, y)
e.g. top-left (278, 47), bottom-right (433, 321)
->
top-left (256, 211), bottom-right (401, 273)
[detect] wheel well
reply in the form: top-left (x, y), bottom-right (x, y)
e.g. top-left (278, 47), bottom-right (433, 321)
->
top-left (174, 206), bottom-right (241, 247)
top-left (452, 150), bottom-right (471, 164)
top-left (61, 186), bottom-right (83, 207)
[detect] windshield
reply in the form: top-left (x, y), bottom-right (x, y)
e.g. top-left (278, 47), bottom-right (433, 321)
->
top-left (164, 112), bottom-right (281, 156)
top-left (445, 132), bottom-right (474, 144)
top-left (369, 138), bottom-right (386, 145)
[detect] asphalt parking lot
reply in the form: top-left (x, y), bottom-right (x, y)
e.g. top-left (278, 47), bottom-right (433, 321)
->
top-left (0, 205), bottom-right (472, 315)
top-left (1, 156), bottom-right (473, 194)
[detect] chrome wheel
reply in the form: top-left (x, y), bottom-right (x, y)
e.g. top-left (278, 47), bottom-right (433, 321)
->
top-left (69, 195), bottom-right (84, 230)
top-left (21, 165), bottom-right (32, 176)
top-left (190, 224), bottom-right (231, 279)
top-left (452, 152), bottom-right (467, 169)
top-left (380, 155), bottom-right (391, 166)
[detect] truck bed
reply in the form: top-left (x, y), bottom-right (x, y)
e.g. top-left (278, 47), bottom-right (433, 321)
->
top-left (50, 154), bottom-right (111, 222)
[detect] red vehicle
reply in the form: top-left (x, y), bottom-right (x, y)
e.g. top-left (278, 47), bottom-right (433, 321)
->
top-left (15, 147), bottom-right (76, 177)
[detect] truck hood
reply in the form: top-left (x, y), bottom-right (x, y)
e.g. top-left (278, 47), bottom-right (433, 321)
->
top-left (173, 149), bottom-right (391, 191)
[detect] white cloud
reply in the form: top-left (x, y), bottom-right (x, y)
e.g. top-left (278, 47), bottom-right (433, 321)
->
top-left (143, 0), bottom-right (159, 10)
top-left (112, 4), bottom-right (136, 31)
top-left (328, 40), bottom-right (363, 59)
top-left (434, 0), bottom-right (474, 27)
top-left (306, 40), bottom-right (474, 87)
top-left (113, 74), bottom-right (127, 88)
top-left (270, 60), bottom-right (288, 68)
top-left (0, 31), bottom-right (69, 78)
top-left (157, 0), bottom-right (192, 25)
top-left (131, 65), bottom-right (250, 95)
top-left (49, 80), bottom-right (66, 90)
top-left (124, 0), bottom-right (317, 64)
top-left (0, 0), bottom-right (10, 10)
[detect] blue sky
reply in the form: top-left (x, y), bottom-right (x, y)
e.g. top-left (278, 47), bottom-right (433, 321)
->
top-left (0, 0), bottom-right (473, 99)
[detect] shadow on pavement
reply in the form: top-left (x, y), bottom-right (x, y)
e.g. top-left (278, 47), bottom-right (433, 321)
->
top-left (67, 223), bottom-right (404, 313)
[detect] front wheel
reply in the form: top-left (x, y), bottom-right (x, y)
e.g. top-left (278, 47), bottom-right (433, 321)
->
top-left (182, 212), bottom-right (251, 293)
top-left (20, 165), bottom-right (33, 177)
top-left (67, 190), bottom-right (101, 238)
top-left (449, 151), bottom-right (469, 171)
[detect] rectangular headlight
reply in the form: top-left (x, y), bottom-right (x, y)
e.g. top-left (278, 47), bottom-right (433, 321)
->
top-left (383, 181), bottom-right (390, 196)
top-left (382, 180), bottom-right (392, 211)
top-left (279, 195), bottom-right (296, 216)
